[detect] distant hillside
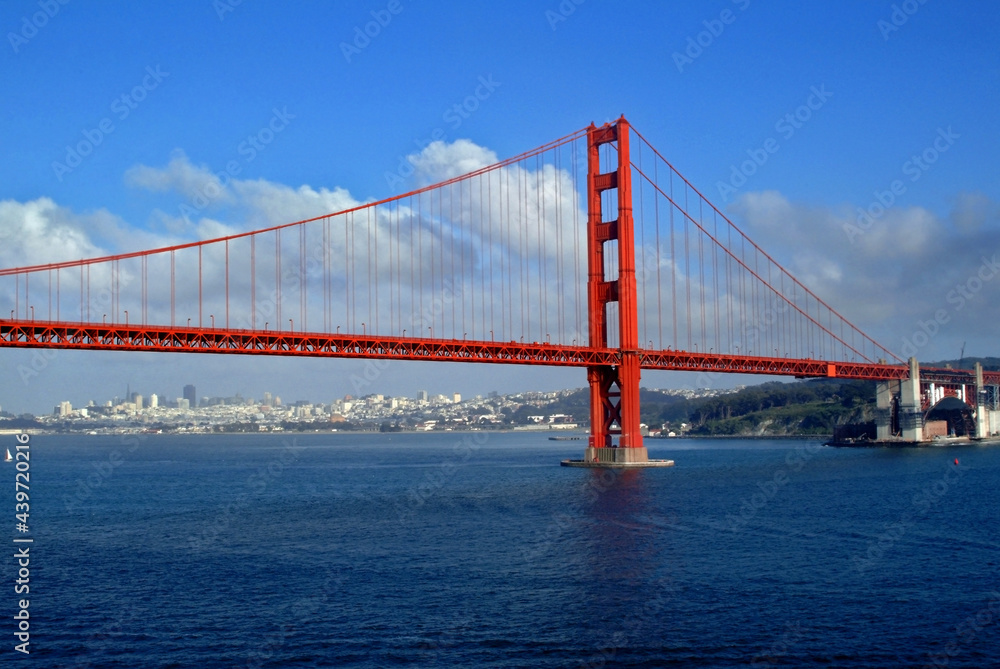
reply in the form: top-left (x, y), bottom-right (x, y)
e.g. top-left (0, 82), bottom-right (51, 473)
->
top-left (924, 357), bottom-right (1000, 371)
top-left (509, 379), bottom-right (877, 437)
top-left (678, 379), bottom-right (875, 436)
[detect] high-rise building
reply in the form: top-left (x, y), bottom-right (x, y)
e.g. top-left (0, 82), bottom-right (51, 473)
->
top-left (149, 394), bottom-right (159, 409)
top-left (417, 390), bottom-right (428, 402)
top-left (183, 384), bottom-right (197, 408)
top-left (453, 393), bottom-right (462, 404)
top-left (263, 391), bottom-right (272, 407)
top-left (134, 395), bottom-right (143, 410)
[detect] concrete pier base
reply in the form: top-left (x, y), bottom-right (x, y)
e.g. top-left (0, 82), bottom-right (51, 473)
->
top-left (560, 446), bottom-right (675, 468)
top-left (875, 380), bottom-right (894, 440)
top-left (975, 362), bottom-right (988, 439)
top-left (900, 357), bottom-right (924, 442)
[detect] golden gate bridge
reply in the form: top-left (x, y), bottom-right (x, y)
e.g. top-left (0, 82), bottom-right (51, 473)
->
top-left (2, 118), bottom-right (997, 464)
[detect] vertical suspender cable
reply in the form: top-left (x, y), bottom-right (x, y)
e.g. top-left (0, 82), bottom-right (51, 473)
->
top-left (638, 143), bottom-right (647, 349)
top-left (654, 153), bottom-right (662, 349)
top-left (170, 250), bottom-right (175, 327)
top-left (251, 235), bottom-right (256, 329)
top-left (276, 229), bottom-right (282, 329)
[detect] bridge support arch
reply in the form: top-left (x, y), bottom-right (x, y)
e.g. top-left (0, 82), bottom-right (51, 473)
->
top-left (873, 359), bottom-right (1000, 442)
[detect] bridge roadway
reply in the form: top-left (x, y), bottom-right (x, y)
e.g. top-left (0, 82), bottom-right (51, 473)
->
top-left (3, 319), bottom-right (997, 386)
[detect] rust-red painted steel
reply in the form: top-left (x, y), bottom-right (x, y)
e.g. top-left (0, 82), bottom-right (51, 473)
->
top-left (5, 320), bottom-right (996, 385)
top-left (585, 118), bottom-right (643, 449)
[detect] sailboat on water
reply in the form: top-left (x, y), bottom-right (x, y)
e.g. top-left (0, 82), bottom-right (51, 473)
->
top-left (4, 448), bottom-right (12, 462)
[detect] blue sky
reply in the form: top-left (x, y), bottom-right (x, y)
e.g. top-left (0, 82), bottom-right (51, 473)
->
top-left (1, 0), bottom-right (998, 413)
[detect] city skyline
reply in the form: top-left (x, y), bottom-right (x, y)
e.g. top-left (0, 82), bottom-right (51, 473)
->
top-left (35, 383), bottom-right (470, 416)
top-left (5, 375), bottom-right (740, 420)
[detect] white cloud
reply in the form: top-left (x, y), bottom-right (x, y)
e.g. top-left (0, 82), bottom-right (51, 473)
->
top-left (0, 197), bottom-right (105, 268)
top-left (125, 149), bottom-right (237, 207)
top-left (728, 189), bottom-right (1000, 359)
top-left (950, 190), bottom-right (999, 233)
top-left (408, 139), bottom-right (498, 186)
top-left (231, 180), bottom-right (362, 230)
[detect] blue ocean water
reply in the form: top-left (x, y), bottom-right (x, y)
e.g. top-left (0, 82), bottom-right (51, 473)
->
top-left (6, 432), bottom-right (1000, 667)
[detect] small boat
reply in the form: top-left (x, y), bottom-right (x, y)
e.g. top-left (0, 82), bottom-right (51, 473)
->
top-left (4, 448), bottom-right (12, 462)
top-left (548, 436), bottom-right (581, 441)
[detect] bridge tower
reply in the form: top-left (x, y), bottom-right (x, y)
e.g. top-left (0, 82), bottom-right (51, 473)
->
top-left (581, 117), bottom-right (650, 465)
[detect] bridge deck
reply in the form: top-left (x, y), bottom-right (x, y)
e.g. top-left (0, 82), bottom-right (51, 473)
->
top-left (3, 320), bottom-right (995, 385)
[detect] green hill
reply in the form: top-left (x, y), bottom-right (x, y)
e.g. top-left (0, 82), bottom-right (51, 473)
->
top-left (516, 379), bottom-right (877, 437)
top-left (677, 379), bottom-right (875, 436)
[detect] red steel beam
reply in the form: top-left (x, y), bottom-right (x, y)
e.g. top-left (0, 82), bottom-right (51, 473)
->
top-left (3, 320), bottom-right (996, 385)
top-left (0, 320), bottom-right (617, 367)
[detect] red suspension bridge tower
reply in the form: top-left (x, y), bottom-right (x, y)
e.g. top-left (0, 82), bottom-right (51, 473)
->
top-left (573, 118), bottom-right (672, 468)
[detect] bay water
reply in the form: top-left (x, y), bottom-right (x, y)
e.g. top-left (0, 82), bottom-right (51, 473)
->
top-left (6, 432), bottom-right (1000, 667)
